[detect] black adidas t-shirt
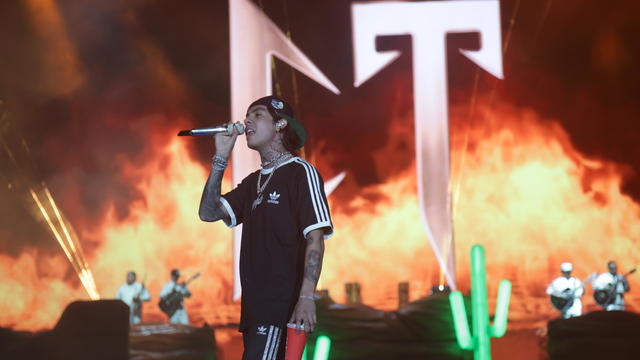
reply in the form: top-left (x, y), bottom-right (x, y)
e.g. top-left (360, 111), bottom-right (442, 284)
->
top-left (220, 157), bottom-right (333, 331)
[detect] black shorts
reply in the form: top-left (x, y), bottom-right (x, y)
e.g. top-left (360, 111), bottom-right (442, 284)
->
top-left (242, 323), bottom-right (285, 360)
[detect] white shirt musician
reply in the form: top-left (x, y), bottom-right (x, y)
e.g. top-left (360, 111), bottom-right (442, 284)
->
top-left (116, 271), bottom-right (151, 325)
top-left (546, 262), bottom-right (584, 318)
top-left (593, 261), bottom-right (630, 311)
top-left (159, 269), bottom-right (192, 325)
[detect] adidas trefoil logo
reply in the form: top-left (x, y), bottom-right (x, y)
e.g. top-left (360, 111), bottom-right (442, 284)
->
top-left (257, 326), bottom-right (267, 335)
top-left (267, 191), bottom-right (280, 204)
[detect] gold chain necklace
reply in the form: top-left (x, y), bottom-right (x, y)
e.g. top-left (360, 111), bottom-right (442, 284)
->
top-left (252, 153), bottom-right (292, 210)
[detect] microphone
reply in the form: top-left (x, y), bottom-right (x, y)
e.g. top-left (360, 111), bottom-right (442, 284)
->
top-left (177, 123), bottom-right (245, 136)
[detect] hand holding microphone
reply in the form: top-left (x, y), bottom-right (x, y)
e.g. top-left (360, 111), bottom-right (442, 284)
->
top-left (214, 122), bottom-right (243, 161)
top-left (178, 122), bottom-right (244, 161)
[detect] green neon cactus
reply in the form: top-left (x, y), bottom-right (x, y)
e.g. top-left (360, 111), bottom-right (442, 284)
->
top-left (302, 335), bottom-right (331, 360)
top-left (449, 244), bottom-right (512, 360)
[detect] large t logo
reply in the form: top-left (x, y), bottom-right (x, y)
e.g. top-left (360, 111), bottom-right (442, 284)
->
top-left (352, 0), bottom-right (503, 288)
top-left (229, 0), bottom-right (340, 300)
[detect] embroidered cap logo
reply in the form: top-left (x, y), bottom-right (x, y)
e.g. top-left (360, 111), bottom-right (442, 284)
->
top-left (271, 99), bottom-right (284, 110)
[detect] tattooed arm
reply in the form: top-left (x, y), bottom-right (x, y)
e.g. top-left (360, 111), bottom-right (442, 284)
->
top-left (198, 122), bottom-right (241, 222)
top-left (289, 228), bottom-right (325, 334)
top-left (198, 163), bottom-right (228, 222)
top-left (301, 229), bottom-right (325, 296)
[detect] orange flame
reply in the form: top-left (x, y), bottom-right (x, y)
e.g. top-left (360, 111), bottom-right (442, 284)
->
top-left (0, 249), bottom-right (87, 329)
top-left (450, 102), bottom-right (640, 327)
top-left (87, 138), bottom-right (240, 325)
top-left (1, 99), bottom-right (639, 331)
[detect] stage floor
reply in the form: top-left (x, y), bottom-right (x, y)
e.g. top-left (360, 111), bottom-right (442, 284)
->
top-left (213, 326), bottom-right (547, 360)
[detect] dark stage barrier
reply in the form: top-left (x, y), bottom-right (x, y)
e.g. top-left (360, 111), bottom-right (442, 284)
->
top-left (306, 293), bottom-right (472, 360)
top-left (0, 300), bottom-right (218, 360)
top-left (548, 310), bottom-right (640, 360)
top-left (130, 323), bottom-right (216, 360)
top-left (0, 300), bottom-right (129, 360)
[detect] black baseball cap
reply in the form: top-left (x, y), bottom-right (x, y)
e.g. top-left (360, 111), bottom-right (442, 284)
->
top-left (247, 96), bottom-right (307, 148)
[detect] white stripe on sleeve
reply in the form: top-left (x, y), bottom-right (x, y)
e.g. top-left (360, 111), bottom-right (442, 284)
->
top-left (219, 197), bottom-right (237, 227)
top-left (295, 159), bottom-right (321, 222)
top-left (295, 159), bottom-right (329, 223)
top-left (308, 163), bottom-right (330, 221)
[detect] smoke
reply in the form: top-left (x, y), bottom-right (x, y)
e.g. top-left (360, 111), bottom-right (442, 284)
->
top-left (0, 0), bottom-right (638, 330)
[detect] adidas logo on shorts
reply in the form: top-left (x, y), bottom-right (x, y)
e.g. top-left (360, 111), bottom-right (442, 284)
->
top-left (257, 325), bottom-right (267, 335)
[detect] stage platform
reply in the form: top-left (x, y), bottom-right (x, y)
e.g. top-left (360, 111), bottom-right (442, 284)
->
top-left (3, 299), bottom-right (640, 359)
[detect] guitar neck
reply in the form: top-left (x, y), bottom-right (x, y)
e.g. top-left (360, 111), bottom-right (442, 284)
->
top-left (180, 273), bottom-right (200, 286)
top-left (625, 268), bottom-right (636, 277)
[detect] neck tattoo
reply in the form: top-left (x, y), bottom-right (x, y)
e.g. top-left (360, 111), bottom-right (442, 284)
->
top-left (261, 151), bottom-right (290, 168)
top-left (252, 152), bottom-right (293, 210)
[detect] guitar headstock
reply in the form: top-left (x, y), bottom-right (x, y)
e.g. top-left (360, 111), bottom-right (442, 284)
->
top-left (582, 272), bottom-right (597, 285)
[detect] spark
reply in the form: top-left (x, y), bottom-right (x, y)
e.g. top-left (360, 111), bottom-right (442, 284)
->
top-left (29, 186), bottom-right (100, 300)
top-left (453, 0), bottom-right (522, 214)
top-left (448, 0), bottom-right (523, 287)
top-left (43, 186), bottom-right (100, 299)
top-left (30, 188), bottom-right (73, 261)
top-left (1, 109), bottom-right (100, 300)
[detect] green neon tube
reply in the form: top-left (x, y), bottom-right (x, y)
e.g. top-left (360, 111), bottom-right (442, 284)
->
top-left (312, 335), bottom-right (331, 360)
top-left (449, 290), bottom-right (472, 349)
top-left (448, 244), bottom-right (512, 360)
top-left (490, 280), bottom-right (512, 338)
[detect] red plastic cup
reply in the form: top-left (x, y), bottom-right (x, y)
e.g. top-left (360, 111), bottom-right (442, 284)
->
top-left (285, 323), bottom-right (307, 360)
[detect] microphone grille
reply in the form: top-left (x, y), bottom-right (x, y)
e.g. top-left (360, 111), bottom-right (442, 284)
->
top-left (234, 123), bottom-right (245, 135)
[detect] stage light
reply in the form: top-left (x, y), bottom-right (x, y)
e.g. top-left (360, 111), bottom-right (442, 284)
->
top-left (430, 284), bottom-right (451, 295)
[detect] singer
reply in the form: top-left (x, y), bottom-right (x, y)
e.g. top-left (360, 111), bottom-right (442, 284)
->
top-left (198, 96), bottom-right (333, 360)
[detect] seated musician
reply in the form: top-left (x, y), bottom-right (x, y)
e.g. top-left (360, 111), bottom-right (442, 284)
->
top-left (546, 262), bottom-right (584, 318)
top-left (159, 269), bottom-right (192, 325)
top-left (593, 261), bottom-right (630, 311)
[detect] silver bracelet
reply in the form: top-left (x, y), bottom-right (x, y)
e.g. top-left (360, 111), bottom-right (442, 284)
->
top-left (211, 155), bottom-right (228, 171)
top-left (212, 162), bottom-right (226, 171)
top-left (299, 295), bottom-right (314, 300)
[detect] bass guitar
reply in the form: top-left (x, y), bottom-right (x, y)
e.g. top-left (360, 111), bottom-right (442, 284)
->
top-left (159, 272), bottom-right (200, 317)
